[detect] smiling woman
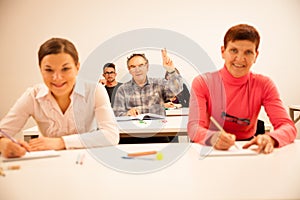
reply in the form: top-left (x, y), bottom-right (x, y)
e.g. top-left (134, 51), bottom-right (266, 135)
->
top-left (40, 53), bottom-right (79, 113)
top-left (0, 38), bottom-right (119, 158)
top-left (188, 24), bottom-right (297, 154)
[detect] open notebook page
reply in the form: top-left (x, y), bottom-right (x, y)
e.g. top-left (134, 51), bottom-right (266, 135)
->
top-left (2, 150), bottom-right (60, 162)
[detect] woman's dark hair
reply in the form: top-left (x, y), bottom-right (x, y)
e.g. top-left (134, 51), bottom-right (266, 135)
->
top-left (38, 38), bottom-right (79, 66)
top-left (224, 24), bottom-right (260, 51)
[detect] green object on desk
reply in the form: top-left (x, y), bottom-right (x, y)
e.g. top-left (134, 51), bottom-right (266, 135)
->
top-left (156, 152), bottom-right (164, 160)
top-left (139, 120), bottom-right (146, 124)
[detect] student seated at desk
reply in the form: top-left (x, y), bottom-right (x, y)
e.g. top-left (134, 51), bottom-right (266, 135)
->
top-left (164, 68), bottom-right (190, 108)
top-left (113, 49), bottom-right (183, 143)
top-left (99, 62), bottom-right (122, 107)
top-left (0, 38), bottom-right (119, 158)
top-left (188, 24), bottom-right (297, 154)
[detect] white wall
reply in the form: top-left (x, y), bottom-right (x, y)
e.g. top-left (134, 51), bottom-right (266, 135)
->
top-left (1, 0), bottom-right (300, 133)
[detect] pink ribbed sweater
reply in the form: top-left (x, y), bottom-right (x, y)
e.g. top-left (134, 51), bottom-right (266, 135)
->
top-left (188, 66), bottom-right (296, 147)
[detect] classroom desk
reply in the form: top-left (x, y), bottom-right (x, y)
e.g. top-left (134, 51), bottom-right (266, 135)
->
top-left (117, 116), bottom-right (188, 138)
top-left (1, 140), bottom-right (300, 200)
top-left (21, 116), bottom-right (188, 141)
top-left (289, 105), bottom-right (300, 124)
top-left (165, 107), bottom-right (189, 116)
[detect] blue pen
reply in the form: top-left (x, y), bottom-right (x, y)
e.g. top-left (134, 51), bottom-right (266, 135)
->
top-left (121, 156), bottom-right (156, 161)
top-left (0, 129), bottom-right (29, 152)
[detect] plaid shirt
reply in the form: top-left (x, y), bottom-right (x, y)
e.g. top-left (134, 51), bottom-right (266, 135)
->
top-left (113, 72), bottom-right (183, 116)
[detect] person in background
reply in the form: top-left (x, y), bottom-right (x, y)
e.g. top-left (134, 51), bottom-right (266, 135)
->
top-left (164, 68), bottom-right (190, 108)
top-left (99, 63), bottom-right (122, 106)
top-left (113, 49), bottom-right (183, 143)
top-left (113, 49), bottom-right (183, 117)
top-left (188, 24), bottom-right (297, 154)
top-left (0, 38), bottom-right (119, 158)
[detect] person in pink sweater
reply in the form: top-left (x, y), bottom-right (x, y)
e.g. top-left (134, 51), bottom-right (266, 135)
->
top-left (188, 24), bottom-right (297, 154)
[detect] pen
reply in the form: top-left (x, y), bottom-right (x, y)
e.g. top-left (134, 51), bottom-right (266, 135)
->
top-left (76, 153), bottom-right (81, 164)
top-left (209, 116), bottom-right (239, 150)
top-left (79, 153), bottom-right (85, 165)
top-left (121, 156), bottom-right (156, 161)
top-left (0, 129), bottom-right (29, 152)
top-left (0, 165), bottom-right (21, 177)
top-left (122, 152), bottom-right (164, 160)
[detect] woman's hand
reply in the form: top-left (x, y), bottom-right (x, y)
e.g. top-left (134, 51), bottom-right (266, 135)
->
top-left (243, 134), bottom-right (275, 154)
top-left (210, 131), bottom-right (236, 150)
top-left (29, 137), bottom-right (65, 151)
top-left (0, 138), bottom-right (30, 158)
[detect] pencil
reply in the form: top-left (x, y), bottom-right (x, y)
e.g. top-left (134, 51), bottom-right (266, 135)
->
top-left (0, 129), bottom-right (29, 152)
top-left (0, 168), bottom-right (5, 177)
top-left (209, 116), bottom-right (239, 149)
top-left (79, 153), bottom-right (85, 165)
top-left (127, 151), bottom-right (157, 157)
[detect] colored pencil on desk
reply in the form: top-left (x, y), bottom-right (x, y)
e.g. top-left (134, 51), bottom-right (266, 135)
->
top-left (127, 151), bottom-right (157, 157)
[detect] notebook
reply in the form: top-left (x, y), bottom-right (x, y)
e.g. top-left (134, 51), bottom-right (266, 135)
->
top-left (116, 113), bottom-right (165, 121)
top-left (193, 144), bottom-right (258, 157)
top-left (2, 150), bottom-right (60, 162)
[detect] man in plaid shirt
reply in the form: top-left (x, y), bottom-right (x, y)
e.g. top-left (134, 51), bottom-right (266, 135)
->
top-left (113, 49), bottom-right (183, 117)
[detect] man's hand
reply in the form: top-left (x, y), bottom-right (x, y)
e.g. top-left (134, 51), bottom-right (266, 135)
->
top-left (99, 79), bottom-right (106, 85)
top-left (127, 108), bottom-right (140, 117)
top-left (161, 48), bottom-right (175, 73)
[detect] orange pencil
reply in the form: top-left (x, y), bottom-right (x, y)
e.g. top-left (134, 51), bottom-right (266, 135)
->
top-left (127, 151), bottom-right (157, 157)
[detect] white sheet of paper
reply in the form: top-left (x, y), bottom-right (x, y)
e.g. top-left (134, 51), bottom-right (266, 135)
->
top-left (2, 150), bottom-right (60, 162)
top-left (116, 113), bottom-right (165, 121)
top-left (193, 143), bottom-right (258, 157)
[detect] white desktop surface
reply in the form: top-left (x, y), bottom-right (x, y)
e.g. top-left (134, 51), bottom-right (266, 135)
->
top-left (165, 107), bottom-right (189, 116)
top-left (1, 141), bottom-right (300, 200)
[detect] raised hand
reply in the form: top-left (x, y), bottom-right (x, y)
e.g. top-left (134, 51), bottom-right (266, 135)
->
top-left (161, 48), bottom-right (175, 72)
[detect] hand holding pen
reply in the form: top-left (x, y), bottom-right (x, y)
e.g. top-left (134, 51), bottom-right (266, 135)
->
top-left (209, 116), bottom-right (239, 150)
top-left (0, 129), bottom-right (30, 158)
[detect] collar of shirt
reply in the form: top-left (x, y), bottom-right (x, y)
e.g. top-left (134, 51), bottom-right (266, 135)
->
top-left (130, 77), bottom-right (152, 88)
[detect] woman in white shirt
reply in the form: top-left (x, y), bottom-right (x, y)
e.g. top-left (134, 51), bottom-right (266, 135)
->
top-left (0, 38), bottom-right (119, 158)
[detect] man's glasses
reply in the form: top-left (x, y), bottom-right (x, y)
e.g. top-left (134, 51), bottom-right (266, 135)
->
top-left (104, 71), bottom-right (115, 75)
top-left (221, 112), bottom-right (250, 126)
top-left (128, 63), bottom-right (147, 71)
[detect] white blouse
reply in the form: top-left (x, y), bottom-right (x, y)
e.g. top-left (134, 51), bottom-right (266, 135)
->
top-left (0, 79), bottom-right (119, 149)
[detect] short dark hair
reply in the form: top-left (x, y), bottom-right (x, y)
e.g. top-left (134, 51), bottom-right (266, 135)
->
top-left (103, 63), bottom-right (116, 71)
top-left (38, 38), bottom-right (79, 66)
top-left (224, 24), bottom-right (260, 51)
top-left (127, 53), bottom-right (149, 67)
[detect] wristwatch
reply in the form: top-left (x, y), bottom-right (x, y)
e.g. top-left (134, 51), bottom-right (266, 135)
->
top-left (167, 70), bottom-right (176, 74)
